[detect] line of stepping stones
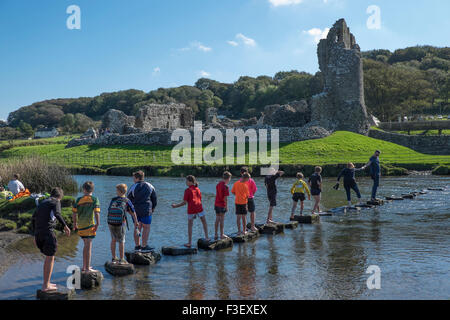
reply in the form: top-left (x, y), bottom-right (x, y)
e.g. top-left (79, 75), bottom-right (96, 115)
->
top-left (37, 186), bottom-right (446, 299)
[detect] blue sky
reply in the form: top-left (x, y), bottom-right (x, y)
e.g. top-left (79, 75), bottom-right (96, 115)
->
top-left (1, 0), bottom-right (449, 121)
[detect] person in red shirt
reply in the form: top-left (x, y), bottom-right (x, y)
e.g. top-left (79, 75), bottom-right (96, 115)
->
top-left (214, 171), bottom-right (232, 240)
top-left (172, 175), bottom-right (209, 248)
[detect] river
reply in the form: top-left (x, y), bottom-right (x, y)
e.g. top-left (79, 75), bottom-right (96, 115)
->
top-left (0, 175), bottom-right (449, 300)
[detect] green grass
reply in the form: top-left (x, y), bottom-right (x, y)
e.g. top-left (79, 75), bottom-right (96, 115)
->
top-left (0, 135), bottom-right (80, 150)
top-left (393, 130), bottom-right (450, 136)
top-left (2, 131), bottom-right (449, 169)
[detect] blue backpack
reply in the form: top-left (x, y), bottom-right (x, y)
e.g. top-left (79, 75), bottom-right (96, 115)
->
top-left (107, 197), bottom-right (129, 228)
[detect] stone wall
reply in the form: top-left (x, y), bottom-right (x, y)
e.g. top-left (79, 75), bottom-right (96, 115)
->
top-left (135, 103), bottom-right (193, 131)
top-left (368, 129), bottom-right (450, 155)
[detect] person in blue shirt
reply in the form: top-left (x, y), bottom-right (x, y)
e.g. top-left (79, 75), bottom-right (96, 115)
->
top-left (362, 150), bottom-right (381, 201)
top-left (127, 170), bottom-right (157, 252)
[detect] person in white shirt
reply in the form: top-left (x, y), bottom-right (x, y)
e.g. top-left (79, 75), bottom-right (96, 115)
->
top-left (8, 174), bottom-right (25, 195)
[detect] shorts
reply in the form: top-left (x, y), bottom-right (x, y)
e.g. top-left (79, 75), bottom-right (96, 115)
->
top-left (267, 193), bottom-right (277, 207)
top-left (78, 226), bottom-right (96, 239)
top-left (35, 232), bottom-right (57, 256)
top-left (235, 204), bottom-right (248, 215)
top-left (247, 198), bottom-right (256, 213)
top-left (311, 188), bottom-right (321, 196)
top-left (292, 192), bottom-right (306, 202)
top-left (188, 211), bottom-right (205, 220)
top-left (215, 206), bottom-right (227, 214)
top-left (108, 224), bottom-right (126, 243)
top-left (137, 215), bottom-right (152, 225)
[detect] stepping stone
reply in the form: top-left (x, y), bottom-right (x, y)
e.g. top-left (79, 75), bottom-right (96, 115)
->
top-left (197, 237), bottom-right (233, 251)
top-left (162, 246), bottom-right (198, 256)
top-left (386, 196), bottom-right (404, 201)
top-left (419, 191), bottom-right (427, 195)
top-left (367, 199), bottom-right (385, 206)
top-left (248, 222), bottom-right (285, 234)
top-left (36, 286), bottom-right (75, 300)
top-left (290, 215), bottom-right (320, 224)
top-left (80, 270), bottom-right (103, 289)
top-left (319, 211), bottom-right (333, 216)
top-left (104, 261), bottom-right (135, 277)
top-left (281, 221), bottom-right (299, 229)
top-left (125, 250), bottom-right (161, 265)
top-left (428, 188), bottom-right (445, 191)
top-left (356, 204), bottom-right (374, 208)
top-left (229, 230), bottom-right (260, 243)
top-left (401, 194), bottom-right (415, 199)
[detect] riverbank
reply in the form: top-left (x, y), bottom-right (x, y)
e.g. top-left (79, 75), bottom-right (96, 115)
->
top-left (0, 231), bottom-right (29, 277)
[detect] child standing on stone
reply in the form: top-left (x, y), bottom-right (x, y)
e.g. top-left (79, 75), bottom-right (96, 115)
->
top-left (240, 167), bottom-right (258, 232)
top-left (172, 175), bottom-right (209, 248)
top-left (214, 171), bottom-right (232, 240)
top-left (264, 168), bottom-right (285, 224)
top-left (231, 172), bottom-right (251, 235)
top-left (308, 166), bottom-right (323, 214)
top-left (107, 184), bottom-right (139, 265)
top-left (32, 188), bottom-right (70, 292)
top-left (72, 181), bottom-right (100, 273)
top-left (290, 172), bottom-right (311, 219)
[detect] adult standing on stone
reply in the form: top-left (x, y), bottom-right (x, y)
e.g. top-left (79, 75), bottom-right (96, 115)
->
top-left (128, 171), bottom-right (157, 252)
top-left (361, 150), bottom-right (381, 201)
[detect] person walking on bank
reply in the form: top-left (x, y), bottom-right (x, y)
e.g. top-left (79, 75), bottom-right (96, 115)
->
top-left (336, 163), bottom-right (363, 207)
top-left (128, 171), bottom-right (157, 252)
top-left (361, 150), bottom-right (381, 201)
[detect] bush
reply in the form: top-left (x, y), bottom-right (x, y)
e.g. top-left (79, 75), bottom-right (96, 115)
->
top-left (432, 165), bottom-right (450, 175)
top-left (0, 156), bottom-right (77, 193)
top-left (0, 218), bottom-right (17, 232)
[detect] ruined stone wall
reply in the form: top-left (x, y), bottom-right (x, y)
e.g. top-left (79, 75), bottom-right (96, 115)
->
top-left (135, 103), bottom-right (193, 131)
top-left (368, 130), bottom-right (450, 155)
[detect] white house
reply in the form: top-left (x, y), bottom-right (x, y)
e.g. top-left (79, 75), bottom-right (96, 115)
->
top-left (34, 127), bottom-right (59, 139)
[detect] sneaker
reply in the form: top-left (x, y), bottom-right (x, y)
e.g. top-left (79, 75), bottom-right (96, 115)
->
top-left (119, 259), bottom-right (129, 265)
top-left (134, 245), bottom-right (142, 252)
top-left (141, 245), bottom-right (154, 252)
top-left (112, 257), bottom-right (119, 264)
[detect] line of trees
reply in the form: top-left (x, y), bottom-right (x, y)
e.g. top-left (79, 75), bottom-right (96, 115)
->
top-left (2, 45), bottom-right (448, 139)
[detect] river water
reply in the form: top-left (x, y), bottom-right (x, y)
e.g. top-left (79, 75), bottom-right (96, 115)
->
top-left (0, 175), bottom-right (449, 300)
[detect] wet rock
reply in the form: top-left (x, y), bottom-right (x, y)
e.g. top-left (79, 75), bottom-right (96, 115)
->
top-left (367, 199), bottom-right (385, 206)
top-left (401, 194), bottom-right (415, 200)
top-left (197, 238), bottom-right (233, 251)
top-left (36, 286), bottom-right (75, 300)
top-left (290, 215), bottom-right (320, 224)
top-left (280, 221), bottom-right (299, 229)
top-left (428, 188), bottom-right (444, 191)
top-left (104, 261), bottom-right (135, 277)
top-left (125, 251), bottom-right (161, 265)
top-left (161, 246), bottom-right (198, 256)
top-left (386, 196), bottom-right (404, 201)
top-left (248, 223), bottom-right (285, 234)
top-left (80, 270), bottom-right (103, 289)
top-left (356, 204), bottom-right (374, 208)
top-left (228, 230), bottom-right (259, 243)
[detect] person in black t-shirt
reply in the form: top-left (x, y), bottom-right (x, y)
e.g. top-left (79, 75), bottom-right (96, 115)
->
top-left (308, 166), bottom-right (323, 214)
top-left (264, 168), bottom-right (284, 224)
top-left (32, 188), bottom-right (70, 292)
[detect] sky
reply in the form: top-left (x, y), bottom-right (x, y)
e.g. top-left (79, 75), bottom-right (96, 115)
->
top-left (0, 0), bottom-right (449, 121)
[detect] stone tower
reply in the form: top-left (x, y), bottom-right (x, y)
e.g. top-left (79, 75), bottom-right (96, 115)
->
top-left (311, 19), bottom-right (370, 134)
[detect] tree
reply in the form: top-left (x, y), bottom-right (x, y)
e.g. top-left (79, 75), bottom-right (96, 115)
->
top-left (18, 120), bottom-right (34, 137)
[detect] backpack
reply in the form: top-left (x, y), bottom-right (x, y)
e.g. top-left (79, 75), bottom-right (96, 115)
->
top-left (107, 197), bottom-right (128, 227)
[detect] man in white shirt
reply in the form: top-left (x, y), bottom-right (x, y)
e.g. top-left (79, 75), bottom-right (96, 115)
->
top-left (8, 174), bottom-right (25, 195)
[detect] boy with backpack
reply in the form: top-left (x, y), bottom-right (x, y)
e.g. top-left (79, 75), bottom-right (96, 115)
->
top-left (108, 184), bottom-right (140, 264)
top-left (72, 181), bottom-right (100, 273)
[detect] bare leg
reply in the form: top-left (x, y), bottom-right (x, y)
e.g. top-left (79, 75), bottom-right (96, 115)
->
top-left (291, 201), bottom-right (298, 219)
top-left (83, 238), bottom-right (93, 272)
top-left (141, 224), bottom-right (151, 247)
top-left (300, 201), bottom-right (304, 215)
top-left (110, 239), bottom-right (116, 260)
top-left (236, 215), bottom-right (241, 234)
top-left (134, 222), bottom-right (142, 247)
top-left (42, 255), bottom-right (56, 291)
top-left (250, 211), bottom-right (257, 231)
top-left (267, 206), bottom-right (274, 223)
top-left (219, 215), bottom-right (227, 239)
top-left (214, 215), bottom-right (220, 239)
top-left (200, 216), bottom-right (209, 241)
top-left (242, 215), bottom-right (247, 234)
top-left (119, 242), bottom-right (125, 260)
top-left (185, 218), bottom-right (193, 247)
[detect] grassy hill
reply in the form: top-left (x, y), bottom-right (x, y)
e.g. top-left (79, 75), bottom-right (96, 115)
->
top-left (1, 132), bottom-right (449, 175)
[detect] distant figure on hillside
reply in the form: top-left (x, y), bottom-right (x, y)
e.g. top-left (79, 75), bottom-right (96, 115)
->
top-left (8, 174), bottom-right (25, 195)
top-left (336, 163), bottom-right (363, 206)
top-left (361, 150), bottom-right (381, 201)
top-left (128, 171), bottom-right (157, 252)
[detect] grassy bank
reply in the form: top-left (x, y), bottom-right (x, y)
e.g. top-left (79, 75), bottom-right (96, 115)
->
top-left (1, 132), bottom-right (449, 176)
top-left (0, 196), bottom-right (75, 234)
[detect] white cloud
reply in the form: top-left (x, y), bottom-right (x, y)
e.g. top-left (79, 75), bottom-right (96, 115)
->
top-left (269, 0), bottom-right (303, 7)
top-left (199, 70), bottom-right (211, 77)
top-left (153, 67), bottom-right (160, 73)
top-left (303, 27), bottom-right (330, 43)
top-left (236, 33), bottom-right (256, 47)
top-left (178, 41), bottom-right (212, 52)
top-left (227, 40), bottom-right (239, 47)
